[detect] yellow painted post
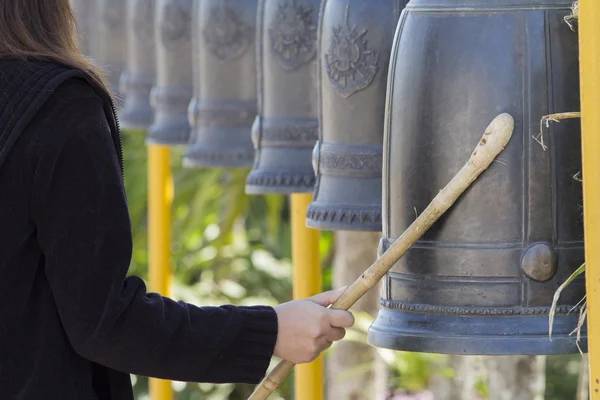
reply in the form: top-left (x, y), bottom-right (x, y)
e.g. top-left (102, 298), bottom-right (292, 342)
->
top-left (579, 0), bottom-right (600, 396)
top-left (148, 145), bottom-right (174, 400)
top-left (290, 194), bottom-right (323, 400)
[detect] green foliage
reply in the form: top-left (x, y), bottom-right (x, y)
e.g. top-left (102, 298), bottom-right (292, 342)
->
top-left (545, 355), bottom-right (582, 400)
top-left (343, 312), bottom-right (449, 394)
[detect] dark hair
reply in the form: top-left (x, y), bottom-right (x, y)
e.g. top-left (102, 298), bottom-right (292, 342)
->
top-left (0, 0), bottom-right (109, 92)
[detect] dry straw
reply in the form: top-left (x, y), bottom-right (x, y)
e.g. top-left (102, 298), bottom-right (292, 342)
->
top-left (540, 1), bottom-right (586, 353)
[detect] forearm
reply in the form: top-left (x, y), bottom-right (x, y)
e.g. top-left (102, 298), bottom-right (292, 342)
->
top-left (69, 282), bottom-right (277, 383)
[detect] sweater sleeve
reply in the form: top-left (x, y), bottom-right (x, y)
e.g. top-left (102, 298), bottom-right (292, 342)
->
top-left (29, 90), bottom-right (278, 383)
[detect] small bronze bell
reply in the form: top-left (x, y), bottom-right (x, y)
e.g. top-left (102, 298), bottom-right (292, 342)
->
top-left (120, 0), bottom-right (157, 130)
top-left (305, 0), bottom-right (407, 231)
top-left (245, 0), bottom-right (321, 194)
top-left (70, 0), bottom-right (95, 55)
top-left (368, 0), bottom-right (586, 355)
top-left (94, 0), bottom-right (127, 99)
top-left (148, 0), bottom-right (194, 145)
top-left (184, 0), bottom-right (259, 168)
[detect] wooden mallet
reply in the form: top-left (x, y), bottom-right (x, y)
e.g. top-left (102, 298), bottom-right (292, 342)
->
top-left (248, 113), bottom-right (515, 400)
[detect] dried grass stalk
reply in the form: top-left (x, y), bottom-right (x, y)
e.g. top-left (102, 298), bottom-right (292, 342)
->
top-left (548, 263), bottom-right (586, 353)
top-left (248, 113), bottom-right (516, 400)
top-left (534, 112), bottom-right (581, 151)
top-left (537, 107), bottom-right (587, 351)
top-left (565, 1), bottom-right (579, 31)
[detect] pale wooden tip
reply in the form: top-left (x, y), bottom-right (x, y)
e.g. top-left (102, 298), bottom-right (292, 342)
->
top-left (478, 113), bottom-right (515, 154)
top-left (488, 113), bottom-right (514, 134)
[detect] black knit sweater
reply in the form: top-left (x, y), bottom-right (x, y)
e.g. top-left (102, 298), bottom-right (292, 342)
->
top-left (0, 59), bottom-right (278, 400)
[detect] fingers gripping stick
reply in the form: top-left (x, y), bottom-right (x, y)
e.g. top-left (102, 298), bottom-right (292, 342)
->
top-left (248, 113), bottom-right (515, 400)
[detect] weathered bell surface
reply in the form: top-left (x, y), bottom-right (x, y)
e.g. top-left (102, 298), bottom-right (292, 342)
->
top-left (148, 0), bottom-right (194, 145)
top-left (245, 0), bottom-right (321, 194)
top-left (120, 0), bottom-right (156, 130)
top-left (70, 0), bottom-right (95, 55)
top-left (184, 0), bottom-right (258, 168)
top-left (305, 0), bottom-right (407, 231)
top-left (368, 0), bottom-right (586, 355)
top-left (94, 0), bottom-right (127, 99)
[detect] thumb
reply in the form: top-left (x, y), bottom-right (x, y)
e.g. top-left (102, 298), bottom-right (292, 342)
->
top-left (308, 286), bottom-right (348, 307)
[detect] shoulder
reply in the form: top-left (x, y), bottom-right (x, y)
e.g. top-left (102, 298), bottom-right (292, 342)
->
top-left (0, 59), bottom-right (121, 183)
top-left (29, 78), bottom-right (108, 139)
top-left (0, 58), bottom-right (109, 120)
top-left (51, 77), bottom-right (105, 104)
top-left (22, 77), bottom-right (114, 166)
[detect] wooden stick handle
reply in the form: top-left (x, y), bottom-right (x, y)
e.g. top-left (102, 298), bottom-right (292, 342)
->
top-left (248, 113), bottom-right (515, 400)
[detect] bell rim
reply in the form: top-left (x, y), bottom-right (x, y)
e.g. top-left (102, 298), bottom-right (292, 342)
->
top-left (245, 184), bottom-right (314, 196)
top-left (119, 107), bottom-right (154, 131)
top-left (367, 306), bottom-right (587, 355)
top-left (305, 203), bottom-right (382, 231)
top-left (182, 152), bottom-right (255, 169)
top-left (147, 121), bottom-right (191, 146)
top-left (245, 169), bottom-right (316, 195)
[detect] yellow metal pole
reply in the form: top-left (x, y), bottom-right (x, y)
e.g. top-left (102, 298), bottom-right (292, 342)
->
top-left (148, 145), bottom-right (174, 400)
top-left (579, 0), bottom-right (600, 396)
top-left (290, 194), bottom-right (323, 400)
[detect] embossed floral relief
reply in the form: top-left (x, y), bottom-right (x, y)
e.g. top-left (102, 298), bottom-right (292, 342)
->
top-left (269, 0), bottom-right (317, 70)
top-left (203, 3), bottom-right (253, 61)
top-left (161, 0), bottom-right (192, 50)
top-left (325, 6), bottom-right (379, 98)
top-left (102, 0), bottom-right (124, 29)
top-left (133, 0), bottom-right (155, 45)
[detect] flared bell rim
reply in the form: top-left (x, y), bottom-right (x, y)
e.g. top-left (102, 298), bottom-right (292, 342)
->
top-left (119, 108), bottom-right (154, 131)
top-left (367, 305), bottom-right (587, 355)
top-left (147, 120), bottom-right (191, 146)
top-left (306, 203), bottom-right (382, 231)
top-left (182, 148), bottom-right (255, 168)
top-left (405, 0), bottom-right (575, 8)
top-left (245, 170), bottom-right (315, 195)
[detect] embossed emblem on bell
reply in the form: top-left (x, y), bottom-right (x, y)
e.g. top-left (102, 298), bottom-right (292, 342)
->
top-left (148, 0), bottom-right (194, 145)
top-left (203, 3), bottom-right (254, 61)
top-left (94, 0), bottom-right (127, 100)
top-left (367, 0), bottom-right (587, 355)
top-left (324, 6), bottom-right (379, 98)
top-left (70, 0), bottom-right (95, 55)
top-left (184, 0), bottom-right (258, 168)
top-left (269, 0), bottom-right (318, 70)
top-left (120, 0), bottom-right (156, 130)
top-left (245, 0), bottom-right (320, 194)
top-left (306, 0), bottom-right (407, 231)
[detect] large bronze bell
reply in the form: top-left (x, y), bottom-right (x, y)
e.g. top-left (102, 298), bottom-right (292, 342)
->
top-left (305, 0), bottom-right (407, 231)
top-left (184, 0), bottom-right (259, 168)
top-left (70, 0), bottom-right (95, 55)
top-left (368, 0), bottom-right (586, 355)
top-left (120, 0), bottom-right (156, 130)
top-left (148, 0), bottom-right (194, 145)
top-left (245, 0), bottom-right (321, 194)
top-left (94, 0), bottom-right (127, 98)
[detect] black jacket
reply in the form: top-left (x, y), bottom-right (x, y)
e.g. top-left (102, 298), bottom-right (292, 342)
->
top-left (0, 59), bottom-right (278, 400)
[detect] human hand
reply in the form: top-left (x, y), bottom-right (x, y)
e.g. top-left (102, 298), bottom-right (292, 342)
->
top-left (273, 287), bottom-right (354, 364)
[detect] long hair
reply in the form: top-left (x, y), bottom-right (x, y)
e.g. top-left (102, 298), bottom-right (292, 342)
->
top-left (0, 0), bottom-right (109, 92)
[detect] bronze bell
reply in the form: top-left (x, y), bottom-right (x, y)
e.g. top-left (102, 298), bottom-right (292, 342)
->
top-left (367, 0), bottom-right (586, 355)
top-left (184, 0), bottom-right (259, 168)
top-left (245, 0), bottom-right (321, 194)
top-left (148, 0), bottom-right (194, 145)
top-left (70, 0), bottom-right (95, 55)
top-left (94, 0), bottom-right (127, 99)
top-left (305, 0), bottom-right (407, 231)
top-left (120, 0), bottom-right (157, 130)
